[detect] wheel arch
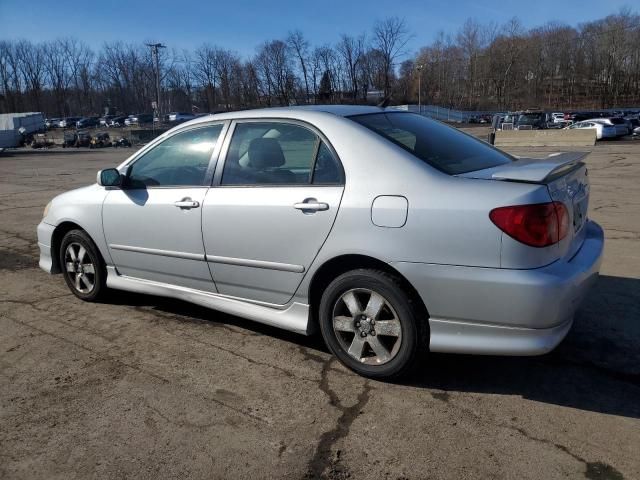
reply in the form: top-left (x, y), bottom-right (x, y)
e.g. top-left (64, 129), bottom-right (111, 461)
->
top-left (51, 221), bottom-right (103, 273)
top-left (307, 254), bottom-right (429, 334)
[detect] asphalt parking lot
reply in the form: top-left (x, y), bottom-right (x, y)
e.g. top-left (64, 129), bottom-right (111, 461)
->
top-left (1, 142), bottom-right (639, 480)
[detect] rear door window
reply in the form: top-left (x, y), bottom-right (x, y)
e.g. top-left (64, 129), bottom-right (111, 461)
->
top-left (221, 122), bottom-right (343, 185)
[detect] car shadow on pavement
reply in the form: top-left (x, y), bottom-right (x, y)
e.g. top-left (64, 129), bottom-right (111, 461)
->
top-left (105, 274), bottom-right (639, 419)
top-left (404, 274), bottom-right (640, 419)
top-left (103, 290), bottom-right (328, 352)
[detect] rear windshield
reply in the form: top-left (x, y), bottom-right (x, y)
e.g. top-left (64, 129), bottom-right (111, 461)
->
top-left (349, 112), bottom-right (512, 175)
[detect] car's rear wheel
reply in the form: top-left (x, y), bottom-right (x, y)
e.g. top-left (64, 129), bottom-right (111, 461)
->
top-left (59, 229), bottom-right (108, 302)
top-left (319, 269), bottom-right (423, 379)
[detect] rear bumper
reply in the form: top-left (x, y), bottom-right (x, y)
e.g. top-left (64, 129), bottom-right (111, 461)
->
top-left (392, 220), bottom-right (604, 355)
top-left (427, 316), bottom-right (574, 355)
top-left (37, 221), bottom-right (57, 274)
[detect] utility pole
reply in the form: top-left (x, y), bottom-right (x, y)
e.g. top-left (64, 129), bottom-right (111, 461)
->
top-left (415, 64), bottom-right (424, 115)
top-left (146, 43), bottom-right (166, 121)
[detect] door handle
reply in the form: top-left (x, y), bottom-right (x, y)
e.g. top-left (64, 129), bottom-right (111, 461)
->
top-left (174, 198), bottom-right (200, 209)
top-left (293, 198), bottom-right (329, 213)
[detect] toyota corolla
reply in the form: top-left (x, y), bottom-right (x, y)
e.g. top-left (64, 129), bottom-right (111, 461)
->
top-left (37, 106), bottom-right (604, 378)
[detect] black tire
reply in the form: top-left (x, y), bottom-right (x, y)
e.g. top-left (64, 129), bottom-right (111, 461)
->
top-left (59, 229), bottom-right (108, 302)
top-left (319, 269), bottom-right (424, 379)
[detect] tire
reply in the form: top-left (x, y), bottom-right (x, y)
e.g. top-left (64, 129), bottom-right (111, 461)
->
top-left (319, 269), bottom-right (424, 379)
top-left (59, 229), bottom-right (108, 302)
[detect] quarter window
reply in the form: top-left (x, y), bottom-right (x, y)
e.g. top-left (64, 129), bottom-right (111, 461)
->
top-left (221, 122), bottom-right (342, 185)
top-left (127, 125), bottom-right (223, 188)
top-left (312, 142), bottom-right (342, 185)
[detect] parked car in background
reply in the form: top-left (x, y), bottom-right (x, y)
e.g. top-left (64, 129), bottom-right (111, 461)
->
top-left (516, 111), bottom-right (559, 130)
top-left (621, 117), bottom-right (634, 134)
top-left (112, 136), bottom-right (132, 148)
top-left (99, 115), bottom-right (115, 127)
top-left (108, 115), bottom-right (129, 127)
top-left (125, 113), bottom-right (154, 126)
top-left (628, 118), bottom-right (640, 137)
top-left (62, 130), bottom-right (91, 147)
top-left (76, 117), bottom-right (100, 129)
top-left (565, 121), bottom-right (616, 140)
top-left (587, 118), bottom-right (629, 137)
top-left (59, 117), bottom-right (81, 128)
top-left (138, 113), bottom-right (154, 125)
top-left (89, 132), bottom-right (111, 148)
top-left (37, 106), bottom-right (604, 379)
top-left (551, 112), bottom-right (565, 123)
top-left (45, 118), bottom-right (61, 129)
top-left (168, 112), bottom-right (196, 123)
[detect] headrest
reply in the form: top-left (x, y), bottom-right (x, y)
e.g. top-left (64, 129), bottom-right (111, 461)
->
top-left (247, 138), bottom-right (285, 169)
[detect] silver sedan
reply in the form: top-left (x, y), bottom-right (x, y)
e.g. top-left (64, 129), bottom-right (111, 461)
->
top-left (37, 106), bottom-right (604, 378)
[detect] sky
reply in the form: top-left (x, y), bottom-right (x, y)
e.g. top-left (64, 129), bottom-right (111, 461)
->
top-left (0, 0), bottom-right (636, 58)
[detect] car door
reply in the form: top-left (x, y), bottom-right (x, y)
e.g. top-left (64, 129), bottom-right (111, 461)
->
top-left (102, 122), bottom-right (227, 292)
top-left (202, 120), bottom-right (345, 305)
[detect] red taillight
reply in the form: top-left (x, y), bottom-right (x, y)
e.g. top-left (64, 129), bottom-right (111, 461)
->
top-left (489, 202), bottom-right (569, 248)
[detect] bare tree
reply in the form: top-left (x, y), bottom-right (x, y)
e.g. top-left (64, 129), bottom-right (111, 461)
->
top-left (255, 40), bottom-right (295, 106)
top-left (456, 19), bottom-right (484, 108)
top-left (62, 39), bottom-right (94, 114)
top-left (287, 30), bottom-right (311, 103)
top-left (337, 34), bottom-right (365, 101)
top-left (16, 40), bottom-right (46, 111)
top-left (2, 12), bottom-right (640, 116)
top-left (194, 44), bottom-right (220, 110)
top-left (0, 40), bottom-right (22, 111)
top-left (372, 17), bottom-right (412, 97)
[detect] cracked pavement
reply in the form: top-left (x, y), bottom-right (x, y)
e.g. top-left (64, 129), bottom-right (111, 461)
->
top-left (0, 143), bottom-right (639, 479)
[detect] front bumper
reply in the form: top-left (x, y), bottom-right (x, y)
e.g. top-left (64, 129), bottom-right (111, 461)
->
top-left (392, 220), bottom-right (604, 355)
top-left (37, 221), bottom-right (57, 273)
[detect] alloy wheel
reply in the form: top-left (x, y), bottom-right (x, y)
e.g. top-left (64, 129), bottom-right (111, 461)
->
top-left (332, 288), bottom-right (402, 365)
top-left (64, 242), bottom-right (96, 294)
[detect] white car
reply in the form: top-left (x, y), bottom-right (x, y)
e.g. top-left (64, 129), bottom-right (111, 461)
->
top-left (551, 112), bottom-right (565, 124)
top-left (168, 112), bottom-right (196, 123)
top-left (58, 117), bottom-right (81, 128)
top-left (586, 118), bottom-right (629, 137)
top-left (566, 121), bottom-right (616, 140)
top-left (125, 114), bottom-right (154, 126)
top-left (45, 118), bottom-right (61, 129)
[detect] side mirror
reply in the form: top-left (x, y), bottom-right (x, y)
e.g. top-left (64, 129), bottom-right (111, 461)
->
top-left (97, 168), bottom-right (122, 187)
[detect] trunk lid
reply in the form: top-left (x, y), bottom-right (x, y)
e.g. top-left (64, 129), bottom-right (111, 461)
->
top-left (459, 152), bottom-right (591, 260)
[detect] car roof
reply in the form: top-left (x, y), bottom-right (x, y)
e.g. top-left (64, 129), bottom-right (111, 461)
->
top-left (178, 105), bottom-right (387, 128)
top-left (292, 105), bottom-right (384, 116)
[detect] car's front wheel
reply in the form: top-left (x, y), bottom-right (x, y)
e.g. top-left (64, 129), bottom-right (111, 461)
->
top-left (59, 229), bottom-right (108, 301)
top-left (319, 269), bottom-right (423, 379)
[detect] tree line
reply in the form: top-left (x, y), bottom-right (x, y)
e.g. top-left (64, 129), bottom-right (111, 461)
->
top-left (1, 10), bottom-right (639, 117)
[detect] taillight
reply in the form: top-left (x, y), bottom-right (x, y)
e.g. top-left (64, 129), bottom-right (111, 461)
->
top-left (489, 202), bottom-right (569, 248)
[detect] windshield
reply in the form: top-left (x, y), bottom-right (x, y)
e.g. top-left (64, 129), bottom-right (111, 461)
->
top-left (349, 112), bottom-right (513, 175)
top-left (517, 114), bottom-right (543, 125)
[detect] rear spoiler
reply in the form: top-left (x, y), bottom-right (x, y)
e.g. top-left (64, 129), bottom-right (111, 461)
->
top-left (490, 152), bottom-right (589, 183)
